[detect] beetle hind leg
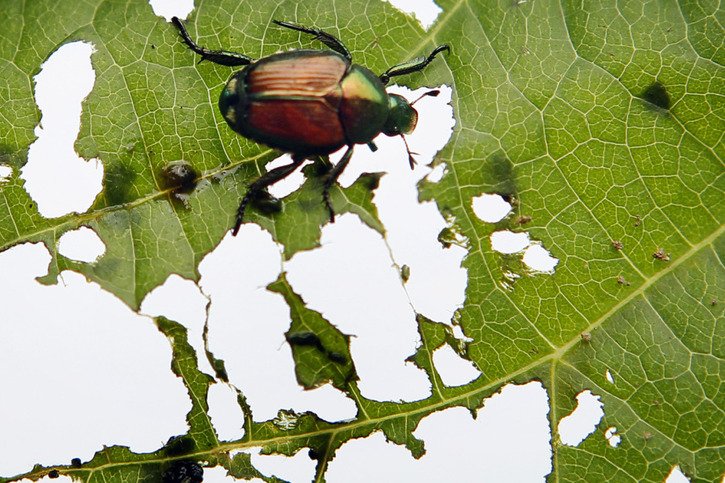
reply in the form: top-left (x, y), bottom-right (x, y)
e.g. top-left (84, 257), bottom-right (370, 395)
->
top-left (273, 20), bottom-right (352, 61)
top-left (322, 146), bottom-right (354, 223)
top-left (232, 155), bottom-right (307, 235)
top-left (172, 17), bottom-right (254, 67)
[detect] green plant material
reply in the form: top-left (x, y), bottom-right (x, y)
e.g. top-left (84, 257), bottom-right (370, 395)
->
top-left (0, 0), bottom-right (722, 482)
top-left (270, 274), bottom-right (357, 390)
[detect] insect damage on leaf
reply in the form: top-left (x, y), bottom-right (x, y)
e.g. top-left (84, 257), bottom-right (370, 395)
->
top-left (171, 16), bottom-right (449, 234)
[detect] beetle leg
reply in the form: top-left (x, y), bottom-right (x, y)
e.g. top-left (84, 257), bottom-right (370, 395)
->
top-left (232, 155), bottom-right (307, 235)
top-left (273, 20), bottom-right (352, 62)
top-left (379, 45), bottom-right (450, 85)
top-left (400, 135), bottom-right (418, 170)
top-left (172, 17), bottom-right (254, 67)
top-left (322, 146), bottom-right (354, 223)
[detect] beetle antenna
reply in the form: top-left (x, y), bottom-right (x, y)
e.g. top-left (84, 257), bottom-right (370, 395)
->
top-left (411, 89), bottom-right (440, 106)
top-left (400, 135), bottom-right (418, 170)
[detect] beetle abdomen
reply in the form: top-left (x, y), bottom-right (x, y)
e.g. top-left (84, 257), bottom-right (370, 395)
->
top-left (224, 51), bottom-right (350, 155)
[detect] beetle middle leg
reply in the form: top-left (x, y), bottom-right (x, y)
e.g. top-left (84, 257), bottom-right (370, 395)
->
top-left (233, 155), bottom-right (307, 235)
top-left (273, 20), bottom-right (352, 61)
top-left (172, 17), bottom-right (254, 67)
top-left (379, 45), bottom-right (450, 84)
top-left (322, 146), bottom-right (354, 223)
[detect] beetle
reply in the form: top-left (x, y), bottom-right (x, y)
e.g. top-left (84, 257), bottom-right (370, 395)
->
top-left (171, 17), bottom-right (449, 235)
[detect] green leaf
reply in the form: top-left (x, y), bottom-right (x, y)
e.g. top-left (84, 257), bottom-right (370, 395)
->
top-left (0, 0), bottom-right (722, 482)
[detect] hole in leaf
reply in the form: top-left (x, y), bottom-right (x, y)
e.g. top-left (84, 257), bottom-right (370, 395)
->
top-left (665, 465), bottom-right (691, 483)
top-left (605, 369), bottom-right (615, 384)
top-left (148, 0), bottom-right (194, 21)
top-left (140, 275), bottom-right (213, 376)
top-left (327, 382), bottom-right (551, 481)
top-left (285, 215), bottom-right (432, 402)
top-left (0, 164), bottom-right (11, 182)
top-left (472, 193), bottom-right (513, 223)
top-left (384, 0), bottom-right (442, 29)
top-left (265, 154), bottom-right (310, 199)
top-left (57, 226), bottom-right (105, 263)
top-left (207, 383), bottom-right (246, 441)
top-left (522, 243), bottom-right (558, 273)
top-left (251, 448), bottom-right (316, 483)
top-left (558, 390), bottom-right (604, 446)
top-left (21, 42), bottom-right (103, 218)
top-left (198, 225), bottom-right (357, 421)
top-left (0, 244), bottom-right (188, 476)
top-left (426, 163), bottom-right (446, 183)
top-left (604, 426), bottom-right (621, 447)
top-left (490, 230), bottom-right (530, 254)
top-left (432, 345), bottom-right (481, 386)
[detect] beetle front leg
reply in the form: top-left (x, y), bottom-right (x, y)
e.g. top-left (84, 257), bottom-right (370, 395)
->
top-left (232, 155), bottom-right (307, 235)
top-left (322, 146), bottom-right (354, 223)
top-left (172, 17), bottom-right (254, 67)
top-left (379, 45), bottom-right (450, 84)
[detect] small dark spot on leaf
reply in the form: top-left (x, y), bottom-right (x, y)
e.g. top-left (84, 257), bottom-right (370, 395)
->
top-left (211, 357), bottom-right (229, 382)
top-left (616, 275), bottom-right (630, 286)
top-left (151, 44), bottom-right (156, 49)
top-left (71, 457), bottom-right (82, 468)
top-left (286, 331), bottom-right (324, 351)
top-left (643, 431), bottom-right (653, 441)
top-left (162, 460), bottom-right (203, 483)
top-left (710, 299), bottom-right (717, 306)
top-left (653, 248), bottom-right (670, 262)
top-left (162, 160), bottom-right (198, 194)
top-left (164, 434), bottom-right (196, 456)
top-left (328, 351), bottom-right (347, 364)
top-left (581, 332), bottom-right (592, 342)
top-left (516, 215), bottom-right (532, 225)
top-left (490, 153), bottom-right (515, 195)
top-left (252, 190), bottom-right (283, 214)
top-left (612, 240), bottom-right (623, 251)
top-left (641, 81), bottom-right (671, 110)
top-left (48, 470), bottom-right (60, 479)
top-left (358, 172), bottom-right (383, 191)
top-left (105, 161), bottom-right (137, 205)
top-left (632, 215), bottom-right (641, 227)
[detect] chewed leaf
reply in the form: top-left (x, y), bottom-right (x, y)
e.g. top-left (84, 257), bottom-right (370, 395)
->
top-left (0, 0), bottom-right (722, 482)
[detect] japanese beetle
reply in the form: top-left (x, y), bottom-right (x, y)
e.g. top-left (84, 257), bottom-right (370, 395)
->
top-left (172, 17), bottom-right (449, 235)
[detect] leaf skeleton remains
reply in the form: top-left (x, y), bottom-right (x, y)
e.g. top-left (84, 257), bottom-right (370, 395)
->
top-left (171, 17), bottom-right (449, 235)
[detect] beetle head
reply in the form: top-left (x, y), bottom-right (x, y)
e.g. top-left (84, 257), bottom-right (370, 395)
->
top-left (382, 94), bottom-right (418, 137)
top-left (383, 90), bottom-right (440, 169)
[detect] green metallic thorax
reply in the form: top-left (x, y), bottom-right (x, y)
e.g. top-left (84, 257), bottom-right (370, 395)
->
top-left (338, 65), bottom-right (389, 144)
